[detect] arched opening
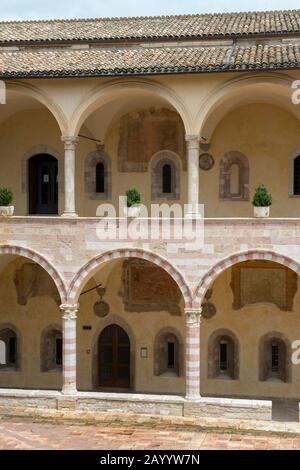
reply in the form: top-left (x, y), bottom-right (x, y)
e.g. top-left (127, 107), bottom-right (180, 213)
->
top-left (28, 154), bottom-right (58, 215)
top-left (194, 251), bottom-right (300, 399)
top-left (71, 250), bottom-right (189, 394)
top-left (0, 87), bottom-right (64, 216)
top-left (0, 250), bottom-right (63, 390)
top-left (98, 324), bottom-right (130, 389)
top-left (154, 329), bottom-right (182, 377)
top-left (259, 333), bottom-right (290, 383)
top-left (208, 330), bottom-right (239, 380)
top-left (74, 83), bottom-right (187, 215)
top-left (151, 152), bottom-right (181, 200)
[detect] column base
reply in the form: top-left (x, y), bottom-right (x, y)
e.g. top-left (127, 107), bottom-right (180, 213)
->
top-left (61, 212), bottom-right (79, 218)
top-left (62, 385), bottom-right (78, 396)
top-left (185, 394), bottom-right (201, 401)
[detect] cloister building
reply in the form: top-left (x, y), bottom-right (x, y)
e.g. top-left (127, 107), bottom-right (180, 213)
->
top-left (0, 9), bottom-right (300, 420)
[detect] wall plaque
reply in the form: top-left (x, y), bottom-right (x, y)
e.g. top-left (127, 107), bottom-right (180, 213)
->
top-left (199, 153), bottom-right (215, 171)
top-left (231, 261), bottom-right (297, 311)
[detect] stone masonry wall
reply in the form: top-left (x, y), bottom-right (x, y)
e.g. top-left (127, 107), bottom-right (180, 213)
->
top-left (0, 217), bottom-right (300, 306)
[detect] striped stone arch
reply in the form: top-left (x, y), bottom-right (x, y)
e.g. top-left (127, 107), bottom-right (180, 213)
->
top-left (0, 245), bottom-right (67, 304)
top-left (193, 249), bottom-right (300, 309)
top-left (68, 248), bottom-right (193, 308)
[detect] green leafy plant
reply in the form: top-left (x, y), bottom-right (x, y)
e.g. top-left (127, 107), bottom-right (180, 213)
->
top-left (126, 188), bottom-right (141, 208)
top-left (0, 188), bottom-right (13, 206)
top-left (252, 185), bottom-right (272, 207)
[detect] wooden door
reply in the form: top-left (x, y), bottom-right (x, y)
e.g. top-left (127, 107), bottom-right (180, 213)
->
top-left (99, 325), bottom-right (130, 388)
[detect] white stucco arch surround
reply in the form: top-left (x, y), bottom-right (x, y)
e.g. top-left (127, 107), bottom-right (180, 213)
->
top-left (197, 73), bottom-right (300, 141)
top-left (68, 78), bottom-right (194, 137)
top-left (6, 81), bottom-right (68, 135)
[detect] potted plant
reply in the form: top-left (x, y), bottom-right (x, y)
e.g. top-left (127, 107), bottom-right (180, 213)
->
top-left (124, 188), bottom-right (141, 217)
top-left (252, 185), bottom-right (272, 218)
top-left (0, 188), bottom-right (14, 216)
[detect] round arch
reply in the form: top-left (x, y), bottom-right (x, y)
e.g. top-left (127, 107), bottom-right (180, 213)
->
top-left (6, 81), bottom-right (68, 135)
top-left (193, 249), bottom-right (300, 308)
top-left (67, 248), bottom-right (192, 307)
top-left (196, 73), bottom-right (299, 140)
top-left (0, 245), bottom-right (67, 304)
top-left (69, 78), bottom-right (193, 137)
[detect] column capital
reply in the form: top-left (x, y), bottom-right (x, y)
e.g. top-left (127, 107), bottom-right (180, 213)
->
top-left (185, 308), bottom-right (202, 327)
top-left (185, 134), bottom-right (200, 148)
top-left (60, 303), bottom-right (79, 320)
top-left (61, 135), bottom-right (79, 150)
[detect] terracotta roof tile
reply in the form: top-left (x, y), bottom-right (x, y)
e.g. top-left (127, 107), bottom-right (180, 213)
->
top-left (0, 10), bottom-right (300, 44)
top-left (0, 43), bottom-right (300, 78)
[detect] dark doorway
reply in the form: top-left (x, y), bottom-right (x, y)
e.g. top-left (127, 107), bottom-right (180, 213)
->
top-left (99, 324), bottom-right (130, 389)
top-left (28, 154), bottom-right (58, 215)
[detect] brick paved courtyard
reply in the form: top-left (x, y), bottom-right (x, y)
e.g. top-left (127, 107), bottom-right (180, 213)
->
top-left (0, 418), bottom-right (300, 450)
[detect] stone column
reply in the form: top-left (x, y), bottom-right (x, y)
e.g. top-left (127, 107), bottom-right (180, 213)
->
top-left (185, 308), bottom-right (202, 400)
top-left (186, 135), bottom-right (200, 217)
top-left (61, 136), bottom-right (79, 217)
top-left (60, 304), bottom-right (78, 395)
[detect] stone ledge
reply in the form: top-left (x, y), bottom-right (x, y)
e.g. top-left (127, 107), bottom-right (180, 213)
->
top-left (0, 389), bottom-right (298, 422)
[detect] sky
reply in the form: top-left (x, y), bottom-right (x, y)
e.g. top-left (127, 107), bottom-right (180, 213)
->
top-left (0, 0), bottom-right (300, 21)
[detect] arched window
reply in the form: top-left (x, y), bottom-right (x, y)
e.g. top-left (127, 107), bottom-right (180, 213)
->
top-left (96, 162), bottom-right (105, 193)
top-left (40, 327), bottom-right (62, 372)
top-left (85, 148), bottom-right (112, 200)
top-left (154, 330), bottom-right (182, 377)
top-left (151, 151), bottom-right (180, 200)
top-left (219, 151), bottom-right (249, 201)
top-left (294, 156), bottom-right (300, 195)
top-left (259, 333), bottom-right (290, 382)
top-left (162, 164), bottom-right (172, 194)
top-left (208, 329), bottom-right (239, 380)
top-left (0, 328), bottom-right (17, 369)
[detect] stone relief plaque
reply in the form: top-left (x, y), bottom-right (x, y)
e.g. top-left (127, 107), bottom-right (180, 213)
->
top-left (199, 153), bottom-right (215, 171)
top-left (93, 301), bottom-right (110, 318)
top-left (122, 259), bottom-right (181, 315)
top-left (231, 261), bottom-right (297, 311)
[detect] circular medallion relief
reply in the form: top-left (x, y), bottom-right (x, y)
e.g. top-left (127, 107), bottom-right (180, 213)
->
top-left (199, 153), bottom-right (215, 171)
top-left (201, 302), bottom-right (217, 319)
top-left (93, 300), bottom-right (110, 318)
